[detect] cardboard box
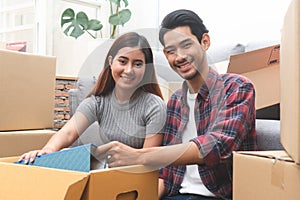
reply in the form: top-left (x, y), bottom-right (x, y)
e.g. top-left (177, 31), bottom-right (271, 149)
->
top-left (0, 129), bottom-right (55, 157)
top-left (0, 156), bottom-right (158, 200)
top-left (280, 0), bottom-right (300, 164)
top-left (233, 151), bottom-right (300, 200)
top-left (227, 44), bottom-right (280, 110)
top-left (0, 49), bottom-right (56, 131)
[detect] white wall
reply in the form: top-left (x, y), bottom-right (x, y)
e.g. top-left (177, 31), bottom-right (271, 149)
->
top-left (124, 0), bottom-right (291, 47)
top-left (54, 0), bottom-right (292, 77)
top-left (123, 0), bottom-right (159, 29)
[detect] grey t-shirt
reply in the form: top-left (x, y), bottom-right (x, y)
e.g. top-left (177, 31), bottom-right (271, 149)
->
top-left (76, 90), bottom-right (167, 148)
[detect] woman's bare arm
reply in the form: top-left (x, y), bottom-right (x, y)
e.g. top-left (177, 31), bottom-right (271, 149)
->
top-left (18, 111), bottom-right (90, 163)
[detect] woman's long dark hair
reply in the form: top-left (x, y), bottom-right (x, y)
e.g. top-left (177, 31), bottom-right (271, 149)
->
top-left (88, 32), bottom-right (163, 100)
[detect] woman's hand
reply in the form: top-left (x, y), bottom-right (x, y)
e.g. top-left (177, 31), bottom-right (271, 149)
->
top-left (18, 147), bottom-right (56, 164)
top-left (95, 141), bottom-right (142, 168)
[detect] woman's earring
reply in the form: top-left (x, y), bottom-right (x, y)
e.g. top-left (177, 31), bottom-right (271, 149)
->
top-left (108, 56), bottom-right (113, 66)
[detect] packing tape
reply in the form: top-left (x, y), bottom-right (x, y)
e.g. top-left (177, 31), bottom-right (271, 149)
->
top-left (271, 156), bottom-right (285, 189)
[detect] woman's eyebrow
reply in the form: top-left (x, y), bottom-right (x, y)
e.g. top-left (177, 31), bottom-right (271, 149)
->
top-left (133, 59), bottom-right (144, 63)
top-left (117, 56), bottom-right (144, 63)
top-left (117, 56), bottom-right (128, 59)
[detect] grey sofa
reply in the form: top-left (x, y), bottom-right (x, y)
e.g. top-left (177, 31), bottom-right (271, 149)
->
top-left (255, 119), bottom-right (283, 150)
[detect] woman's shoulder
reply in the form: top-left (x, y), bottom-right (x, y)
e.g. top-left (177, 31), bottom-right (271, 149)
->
top-left (141, 91), bottom-right (166, 105)
top-left (140, 92), bottom-right (167, 119)
top-left (81, 93), bottom-right (112, 109)
top-left (82, 94), bottom-right (101, 103)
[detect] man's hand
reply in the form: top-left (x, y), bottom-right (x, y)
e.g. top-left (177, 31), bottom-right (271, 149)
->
top-left (95, 141), bottom-right (143, 168)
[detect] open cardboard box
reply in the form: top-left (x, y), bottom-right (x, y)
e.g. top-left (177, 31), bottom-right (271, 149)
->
top-left (0, 129), bottom-right (55, 157)
top-left (226, 44), bottom-right (280, 110)
top-left (0, 49), bottom-right (56, 131)
top-left (0, 156), bottom-right (158, 200)
top-left (233, 151), bottom-right (300, 200)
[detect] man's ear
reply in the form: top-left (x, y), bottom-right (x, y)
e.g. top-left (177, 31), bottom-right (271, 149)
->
top-left (201, 33), bottom-right (210, 50)
top-left (163, 49), bottom-right (168, 57)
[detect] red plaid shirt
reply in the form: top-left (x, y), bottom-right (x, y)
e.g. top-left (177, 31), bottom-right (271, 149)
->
top-left (159, 67), bottom-right (257, 199)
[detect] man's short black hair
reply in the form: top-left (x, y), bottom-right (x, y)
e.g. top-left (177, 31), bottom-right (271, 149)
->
top-left (159, 9), bottom-right (209, 46)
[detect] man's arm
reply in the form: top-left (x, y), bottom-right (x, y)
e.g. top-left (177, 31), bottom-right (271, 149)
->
top-left (95, 140), bottom-right (204, 168)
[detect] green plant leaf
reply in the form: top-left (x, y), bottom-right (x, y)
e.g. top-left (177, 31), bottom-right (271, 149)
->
top-left (109, 9), bottom-right (131, 26)
top-left (87, 19), bottom-right (103, 31)
top-left (109, 0), bottom-right (121, 7)
top-left (76, 11), bottom-right (89, 29)
top-left (122, 0), bottom-right (129, 7)
top-left (61, 8), bottom-right (102, 39)
top-left (61, 8), bottom-right (75, 27)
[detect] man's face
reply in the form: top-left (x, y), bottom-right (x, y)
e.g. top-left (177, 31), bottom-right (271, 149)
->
top-left (163, 26), bottom-right (209, 81)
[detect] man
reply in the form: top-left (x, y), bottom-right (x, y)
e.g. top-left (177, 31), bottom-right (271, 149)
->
top-left (97, 9), bottom-right (257, 200)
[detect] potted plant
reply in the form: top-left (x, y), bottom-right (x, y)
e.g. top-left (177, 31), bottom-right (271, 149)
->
top-left (61, 0), bottom-right (131, 39)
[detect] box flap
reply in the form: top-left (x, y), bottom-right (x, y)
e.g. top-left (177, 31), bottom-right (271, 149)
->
top-left (65, 176), bottom-right (90, 200)
top-left (0, 157), bottom-right (88, 200)
top-left (234, 151), bottom-right (293, 162)
top-left (227, 44), bottom-right (280, 74)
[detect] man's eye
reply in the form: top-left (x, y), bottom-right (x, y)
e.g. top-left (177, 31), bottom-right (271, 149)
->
top-left (183, 43), bottom-right (192, 48)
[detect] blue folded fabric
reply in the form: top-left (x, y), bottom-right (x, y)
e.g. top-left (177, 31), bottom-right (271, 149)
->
top-left (15, 143), bottom-right (97, 172)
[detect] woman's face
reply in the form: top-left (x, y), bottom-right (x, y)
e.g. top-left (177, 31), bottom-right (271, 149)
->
top-left (110, 46), bottom-right (146, 92)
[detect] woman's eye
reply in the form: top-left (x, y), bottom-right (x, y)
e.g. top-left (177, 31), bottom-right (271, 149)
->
top-left (118, 59), bottom-right (126, 64)
top-left (166, 50), bottom-right (175, 55)
top-left (134, 62), bottom-right (144, 68)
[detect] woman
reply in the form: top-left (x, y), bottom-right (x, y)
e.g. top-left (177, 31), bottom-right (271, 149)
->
top-left (19, 32), bottom-right (167, 166)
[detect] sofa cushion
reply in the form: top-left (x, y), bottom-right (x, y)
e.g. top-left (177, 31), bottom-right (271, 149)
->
top-left (256, 119), bottom-right (283, 150)
top-left (207, 43), bottom-right (245, 65)
top-left (69, 76), bottom-right (97, 116)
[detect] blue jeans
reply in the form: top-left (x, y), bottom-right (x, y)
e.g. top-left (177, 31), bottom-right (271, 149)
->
top-left (161, 194), bottom-right (224, 200)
